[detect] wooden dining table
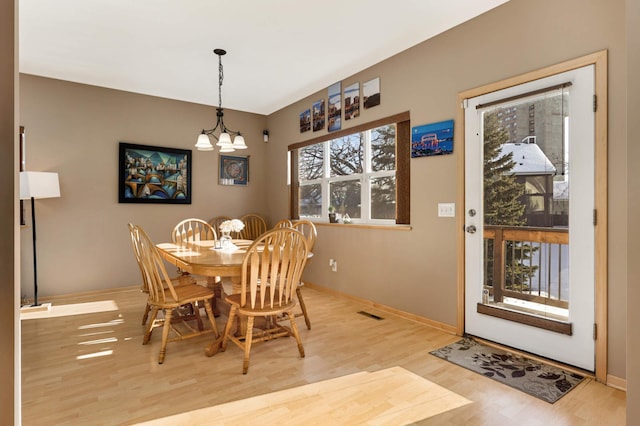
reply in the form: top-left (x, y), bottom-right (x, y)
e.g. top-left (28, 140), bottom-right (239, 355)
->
top-left (156, 238), bottom-right (253, 300)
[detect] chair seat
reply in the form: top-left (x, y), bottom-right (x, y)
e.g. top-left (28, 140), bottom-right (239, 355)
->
top-left (149, 284), bottom-right (214, 309)
top-left (225, 292), bottom-right (296, 316)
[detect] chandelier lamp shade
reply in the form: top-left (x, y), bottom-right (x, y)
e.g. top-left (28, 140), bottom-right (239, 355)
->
top-left (196, 48), bottom-right (247, 152)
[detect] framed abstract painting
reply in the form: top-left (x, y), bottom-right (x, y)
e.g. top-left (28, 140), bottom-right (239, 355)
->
top-left (118, 142), bottom-right (192, 204)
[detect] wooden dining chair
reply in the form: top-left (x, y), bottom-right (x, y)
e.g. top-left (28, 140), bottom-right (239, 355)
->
top-left (239, 213), bottom-right (267, 240)
top-left (171, 218), bottom-right (217, 245)
top-left (128, 223), bottom-right (195, 325)
top-left (171, 218), bottom-right (218, 287)
top-left (273, 218), bottom-right (293, 229)
top-left (130, 224), bottom-right (219, 364)
top-left (292, 220), bottom-right (317, 330)
top-left (216, 227), bottom-right (310, 374)
top-left (208, 215), bottom-right (232, 233)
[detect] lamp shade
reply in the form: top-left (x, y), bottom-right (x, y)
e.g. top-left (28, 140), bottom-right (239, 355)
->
top-left (232, 135), bottom-right (247, 149)
top-left (195, 133), bottom-right (214, 151)
top-left (20, 171), bottom-right (60, 200)
top-left (216, 132), bottom-right (233, 146)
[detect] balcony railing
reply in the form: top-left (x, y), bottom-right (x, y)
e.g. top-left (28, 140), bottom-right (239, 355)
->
top-left (483, 225), bottom-right (569, 310)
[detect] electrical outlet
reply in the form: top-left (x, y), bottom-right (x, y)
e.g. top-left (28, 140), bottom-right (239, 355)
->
top-left (329, 258), bottom-right (338, 272)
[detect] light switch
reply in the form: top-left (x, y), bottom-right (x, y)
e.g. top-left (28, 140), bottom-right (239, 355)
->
top-left (438, 203), bottom-right (455, 217)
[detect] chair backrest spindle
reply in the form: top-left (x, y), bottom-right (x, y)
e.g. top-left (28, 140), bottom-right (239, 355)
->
top-left (171, 218), bottom-right (217, 244)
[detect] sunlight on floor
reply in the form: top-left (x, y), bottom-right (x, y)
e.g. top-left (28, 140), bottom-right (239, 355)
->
top-left (134, 367), bottom-right (472, 425)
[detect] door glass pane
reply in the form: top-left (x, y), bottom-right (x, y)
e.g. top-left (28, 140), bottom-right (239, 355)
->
top-left (482, 87), bottom-right (570, 321)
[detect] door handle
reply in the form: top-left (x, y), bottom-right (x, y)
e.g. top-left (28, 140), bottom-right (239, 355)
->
top-left (465, 225), bottom-right (477, 234)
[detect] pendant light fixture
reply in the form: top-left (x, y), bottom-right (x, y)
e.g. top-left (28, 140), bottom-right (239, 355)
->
top-left (195, 49), bottom-right (247, 152)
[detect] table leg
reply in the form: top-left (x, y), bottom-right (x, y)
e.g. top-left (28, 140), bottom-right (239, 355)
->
top-left (207, 276), bottom-right (223, 316)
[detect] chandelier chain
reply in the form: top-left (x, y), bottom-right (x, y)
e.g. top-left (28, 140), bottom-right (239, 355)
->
top-left (218, 54), bottom-right (224, 109)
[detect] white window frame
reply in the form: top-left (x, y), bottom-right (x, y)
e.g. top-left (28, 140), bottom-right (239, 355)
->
top-left (298, 127), bottom-right (397, 225)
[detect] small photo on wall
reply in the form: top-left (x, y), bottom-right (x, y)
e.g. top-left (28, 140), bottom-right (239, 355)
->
top-left (363, 77), bottom-right (380, 109)
top-left (344, 82), bottom-right (360, 120)
top-left (219, 154), bottom-right (249, 186)
top-left (411, 119), bottom-right (455, 158)
top-left (312, 99), bottom-right (325, 132)
top-left (327, 82), bottom-right (342, 132)
top-left (300, 108), bottom-right (311, 133)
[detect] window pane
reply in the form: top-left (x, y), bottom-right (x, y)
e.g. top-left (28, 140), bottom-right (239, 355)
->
top-left (330, 133), bottom-right (364, 177)
top-left (371, 176), bottom-right (396, 219)
top-left (299, 144), bottom-right (324, 180)
top-left (299, 183), bottom-right (322, 217)
top-left (371, 125), bottom-right (396, 172)
top-left (330, 180), bottom-right (361, 218)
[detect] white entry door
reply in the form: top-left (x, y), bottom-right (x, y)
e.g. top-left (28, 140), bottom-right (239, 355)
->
top-left (464, 65), bottom-right (595, 371)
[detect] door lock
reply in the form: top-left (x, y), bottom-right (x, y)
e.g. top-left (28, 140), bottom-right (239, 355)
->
top-left (465, 225), bottom-right (477, 234)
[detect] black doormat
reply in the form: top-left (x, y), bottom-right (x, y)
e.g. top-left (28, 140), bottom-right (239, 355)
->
top-left (430, 337), bottom-right (585, 403)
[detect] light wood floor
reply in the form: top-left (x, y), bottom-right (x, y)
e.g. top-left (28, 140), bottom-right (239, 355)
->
top-left (21, 286), bottom-right (626, 425)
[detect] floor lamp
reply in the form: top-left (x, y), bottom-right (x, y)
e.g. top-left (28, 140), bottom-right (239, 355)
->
top-left (20, 171), bottom-right (60, 311)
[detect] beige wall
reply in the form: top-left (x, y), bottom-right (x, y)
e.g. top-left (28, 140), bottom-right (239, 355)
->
top-left (2, 0), bottom-right (18, 422)
top-left (265, 0), bottom-right (628, 379)
top-left (19, 75), bottom-right (269, 296)
top-left (627, 0), bottom-right (639, 417)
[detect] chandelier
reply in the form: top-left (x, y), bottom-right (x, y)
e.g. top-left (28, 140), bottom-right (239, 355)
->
top-left (195, 48), bottom-right (247, 152)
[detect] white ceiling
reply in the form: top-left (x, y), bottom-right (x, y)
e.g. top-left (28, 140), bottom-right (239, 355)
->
top-left (19, 0), bottom-right (509, 115)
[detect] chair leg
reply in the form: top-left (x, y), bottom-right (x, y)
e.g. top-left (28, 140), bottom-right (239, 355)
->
top-left (287, 311), bottom-right (305, 358)
top-left (143, 307), bottom-right (159, 345)
top-left (158, 308), bottom-right (173, 364)
top-left (221, 305), bottom-right (238, 352)
top-left (296, 285), bottom-right (311, 330)
top-left (242, 316), bottom-right (255, 374)
top-left (141, 303), bottom-right (151, 325)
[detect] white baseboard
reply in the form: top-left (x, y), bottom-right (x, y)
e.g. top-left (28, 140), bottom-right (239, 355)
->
top-left (20, 302), bottom-right (52, 313)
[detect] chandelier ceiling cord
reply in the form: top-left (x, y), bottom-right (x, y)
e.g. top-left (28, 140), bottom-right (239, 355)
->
top-left (195, 48), bottom-right (247, 152)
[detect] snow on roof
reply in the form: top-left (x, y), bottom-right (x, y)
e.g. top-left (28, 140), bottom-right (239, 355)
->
top-left (499, 142), bottom-right (556, 176)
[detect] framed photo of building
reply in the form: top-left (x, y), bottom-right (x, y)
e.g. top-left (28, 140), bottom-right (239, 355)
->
top-left (344, 82), bottom-right (360, 120)
top-left (312, 99), bottom-right (325, 132)
top-left (411, 119), bottom-right (454, 158)
top-left (119, 142), bottom-right (191, 204)
top-left (300, 108), bottom-right (311, 133)
top-left (219, 154), bottom-right (249, 186)
top-left (328, 82), bottom-right (342, 132)
top-left (363, 77), bottom-right (380, 109)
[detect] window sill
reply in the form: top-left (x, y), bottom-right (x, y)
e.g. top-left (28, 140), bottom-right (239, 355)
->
top-left (314, 222), bottom-right (412, 231)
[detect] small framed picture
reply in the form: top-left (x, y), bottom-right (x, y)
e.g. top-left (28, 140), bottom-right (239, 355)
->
top-left (312, 99), bottom-right (325, 132)
top-left (119, 142), bottom-right (191, 204)
top-left (344, 82), bottom-right (360, 120)
top-left (411, 119), bottom-right (455, 158)
top-left (363, 77), bottom-right (380, 109)
top-left (300, 108), bottom-right (311, 133)
top-left (327, 82), bottom-right (342, 132)
top-left (219, 154), bottom-right (249, 186)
